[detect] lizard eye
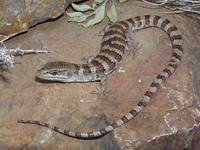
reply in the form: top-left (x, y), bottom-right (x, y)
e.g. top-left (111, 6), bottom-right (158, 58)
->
top-left (50, 71), bottom-right (57, 75)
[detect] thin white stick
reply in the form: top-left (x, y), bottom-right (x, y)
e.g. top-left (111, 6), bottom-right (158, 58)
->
top-left (0, 44), bottom-right (50, 67)
top-left (141, 0), bottom-right (200, 16)
top-left (142, 0), bottom-right (175, 6)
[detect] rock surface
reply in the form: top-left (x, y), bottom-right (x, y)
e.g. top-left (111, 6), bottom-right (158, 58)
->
top-left (0, 0), bottom-right (85, 42)
top-left (0, 1), bottom-right (200, 150)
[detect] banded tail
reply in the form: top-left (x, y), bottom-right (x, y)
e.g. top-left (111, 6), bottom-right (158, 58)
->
top-left (18, 15), bottom-right (183, 139)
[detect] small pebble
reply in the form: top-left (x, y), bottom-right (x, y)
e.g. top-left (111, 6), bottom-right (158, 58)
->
top-left (118, 67), bottom-right (126, 73)
top-left (80, 99), bottom-right (84, 103)
top-left (138, 79), bottom-right (142, 83)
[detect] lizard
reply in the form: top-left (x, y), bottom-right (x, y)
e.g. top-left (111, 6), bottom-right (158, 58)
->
top-left (18, 15), bottom-right (183, 139)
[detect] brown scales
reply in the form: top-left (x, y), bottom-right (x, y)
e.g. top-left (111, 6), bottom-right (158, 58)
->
top-left (18, 15), bottom-right (183, 140)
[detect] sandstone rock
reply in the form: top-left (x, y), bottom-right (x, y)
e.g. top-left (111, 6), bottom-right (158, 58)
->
top-left (0, 1), bottom-right (200, 150)
top-left (0, 0), bottom-right (85, 43)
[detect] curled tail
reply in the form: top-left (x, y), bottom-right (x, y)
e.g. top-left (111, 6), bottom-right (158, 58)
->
top-left (18, 15), bottom-right (183, 139)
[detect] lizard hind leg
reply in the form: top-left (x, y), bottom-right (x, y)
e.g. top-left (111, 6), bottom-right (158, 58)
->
top-left (125, 28), bottom-right (140, 57)
top-left (98, 23), bottom-right (112, 36)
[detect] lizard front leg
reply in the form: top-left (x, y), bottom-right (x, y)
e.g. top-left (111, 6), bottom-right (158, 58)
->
top-left (82, 55), bottom-right (95, 64)
top-left (91, 76), bottom-right (108, 95)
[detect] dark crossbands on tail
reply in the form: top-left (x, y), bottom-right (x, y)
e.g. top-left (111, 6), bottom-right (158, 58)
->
top-left (18, 15), bottom-right (183, 139)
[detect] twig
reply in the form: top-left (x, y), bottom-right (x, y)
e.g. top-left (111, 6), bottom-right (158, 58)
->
top-left (142, 0), bottom-right (176, 6)
top-left (161, 10), bottom-right (184, 14)
top-left (0, 33), bottom-right (19, 43)
top-left (141, 0), bottom-right (200, 20)
top-left (9, 47), bottom-right (50, 56)
top-left (0, 44), bottom-right (50, 67)
top-left (181, 0), bottom-right (200, 4)
top-left (178, 7), bottom-right (200, 14)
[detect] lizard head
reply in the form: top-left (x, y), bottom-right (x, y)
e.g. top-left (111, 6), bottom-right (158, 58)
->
top-left (36, 61), bottom-right (79, 82)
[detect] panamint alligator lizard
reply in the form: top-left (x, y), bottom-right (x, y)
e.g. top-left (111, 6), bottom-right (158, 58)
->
top-left (18, 15), bottom-right (183, 139)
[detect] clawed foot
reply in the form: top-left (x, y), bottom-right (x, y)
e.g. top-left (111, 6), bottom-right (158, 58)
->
top-left (98, 23), bottom-right (112, 36)
top-left (91, 86), bottom-right (111, 97)
top-left (91, 85), bottom-right (107, 95)
top-left (91, 76), bottom-right (110, 96)
top-left (81, 55), bottom-right (95, 64)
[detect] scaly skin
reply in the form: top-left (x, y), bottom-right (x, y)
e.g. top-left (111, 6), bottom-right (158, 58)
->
top-left (18, 15), bottom-right (183, 139)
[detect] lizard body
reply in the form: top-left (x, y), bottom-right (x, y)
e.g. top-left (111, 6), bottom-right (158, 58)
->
top-left (18, 15), bottom-right (183, 139)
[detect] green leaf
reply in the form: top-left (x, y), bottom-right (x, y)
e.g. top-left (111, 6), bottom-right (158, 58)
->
top-left (67, 15), bottom-right (87, 23)
top-left (66, 12), bottom-right (88, 23)
top-left (71, 3), bottom-right (92, 12)
top-left (66, 12), bottom-right (83, 17)
top-left (82, 1), bottom-right (107, 27)
top-left (94, 0), bottom-right (104, 4)
top-left (118, 0), bottom-right (127, 3)
top-left (92, 2), bottom-right (97, 9)
top-left (107, 2), bottom-right (118, 23)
